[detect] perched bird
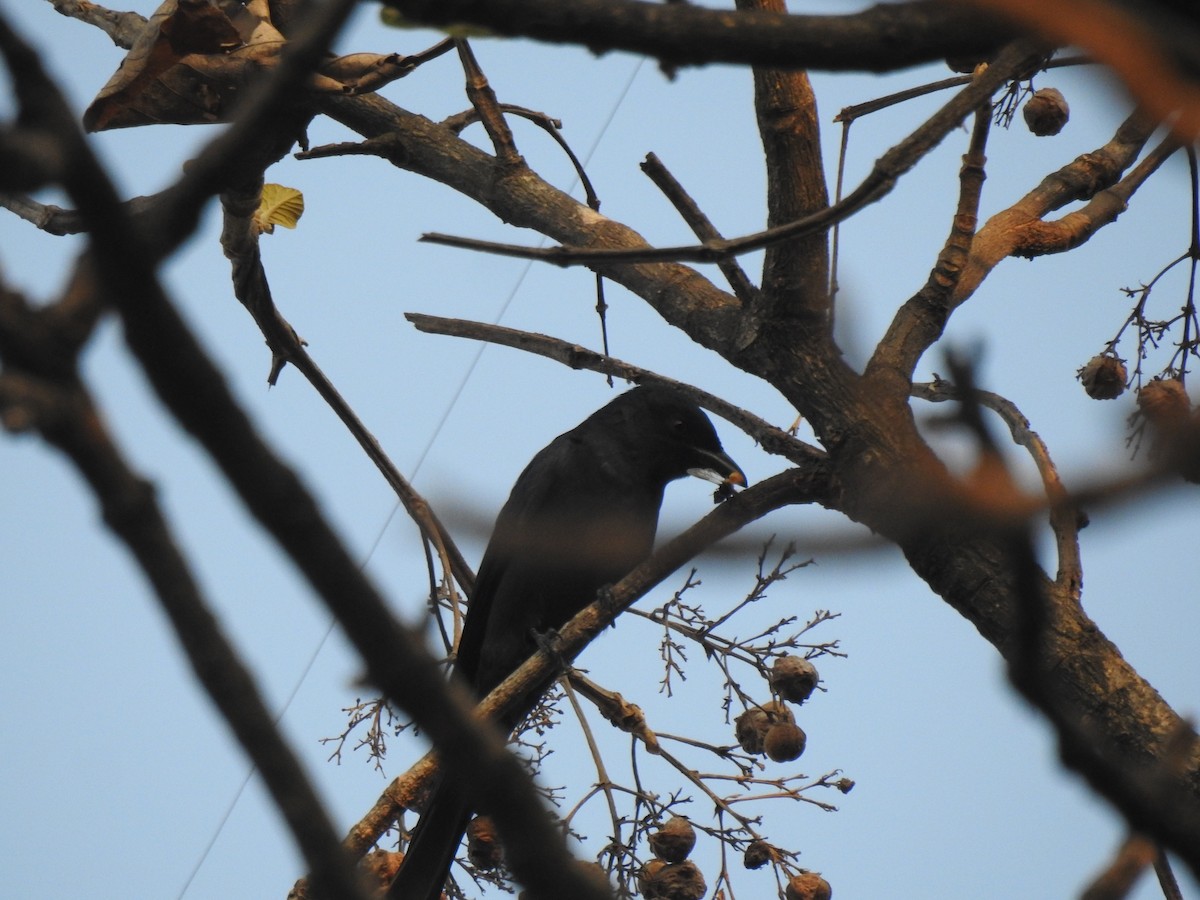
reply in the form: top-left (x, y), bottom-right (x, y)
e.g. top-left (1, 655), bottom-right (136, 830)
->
top-left (388, 385), bottom-right (745, 900)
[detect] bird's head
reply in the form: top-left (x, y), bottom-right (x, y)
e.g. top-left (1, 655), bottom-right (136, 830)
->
top-left (616, 386), bottom-right (747, 497)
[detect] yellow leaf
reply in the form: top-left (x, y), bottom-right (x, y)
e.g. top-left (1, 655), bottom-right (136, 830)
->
top-left (254, 183), bottom-right (304, 235)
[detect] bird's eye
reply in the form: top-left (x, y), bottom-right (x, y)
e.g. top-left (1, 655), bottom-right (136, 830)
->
top-left (671, 418), bottom-right (685, 432)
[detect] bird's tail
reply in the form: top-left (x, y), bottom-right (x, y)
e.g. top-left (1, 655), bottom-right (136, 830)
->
top-left (386, 778), bottom-right (473, 900)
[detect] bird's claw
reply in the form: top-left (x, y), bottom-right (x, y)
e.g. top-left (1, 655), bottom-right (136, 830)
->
top-left (596, 584), bottom-right (622, 625)
top-left (531, 627), bottom-right (568, 674)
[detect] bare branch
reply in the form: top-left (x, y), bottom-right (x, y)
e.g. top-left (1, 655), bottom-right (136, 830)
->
top-left (219, 183), bottom-right (476, 593)
top-left (640, 152), bottom-right (758, 306)
top-left (403, 311), bottom-right (827, 468)
top-left (380, 0), bottom-right (1021, 72)
top-left (453, 38), bottom-right (521, 165)
top-left (867, 104), bottom-right (992, 383)
top-left (956, 110), bottom-right (1161, 305)
top-left (911, 379), bottom-right (1082, 594)
top-left (414, 39), bottom-right (1050, 267)
top-left (739, 0), bottom-right (830, 330)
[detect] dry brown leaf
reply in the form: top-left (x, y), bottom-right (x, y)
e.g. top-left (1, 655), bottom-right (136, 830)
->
top-left (84, 0), bottom-right (425, 131)
top-left (84, 0), bottom-right (283, 131)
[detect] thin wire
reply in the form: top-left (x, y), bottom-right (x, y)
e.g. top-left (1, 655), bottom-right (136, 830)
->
top-left (177, 55), bottom-right (646, 899)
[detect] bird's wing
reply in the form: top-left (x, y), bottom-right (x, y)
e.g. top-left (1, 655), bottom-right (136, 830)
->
top-left (452, 432), bottom-right (581, 690)
top-left (454, 430), bottom-right (661, 695)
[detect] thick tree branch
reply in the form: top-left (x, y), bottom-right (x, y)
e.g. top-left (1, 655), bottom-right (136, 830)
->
top-left (737, 0), bottom-right (830, 338)
top-left (381, 0), bottom-right (1021, 72)
top-left (1006, 521), bottom-right (1200, 877)
top-left (1007, 135), bottom-right (1182, 258)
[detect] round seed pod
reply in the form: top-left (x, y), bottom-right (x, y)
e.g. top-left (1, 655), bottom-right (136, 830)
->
top-left (785, 871), bottom-right (833, 900)
top-left (639, 859), bottom-right (669, 898)
top-left (743, 840), bottom-right (773, 870)
top-left (1024, 87), bottom-right (1069, 136)
top-left (735, 701), bottom-right (794, 755)
top-left (1078, 354), bottom-right (1127, 400)
top-left (764, 721), bottom-right (808, 762)
top-left (649, 816), bottom-right (696, 863)
top-left (1137, 378), bottom-right (1190, 427)
top-left (466, 816), bottom-right (502, 870)
top-left (639, 860), bottom-right (707, 900)
top-left (770, 655), bottom-right (819, 704)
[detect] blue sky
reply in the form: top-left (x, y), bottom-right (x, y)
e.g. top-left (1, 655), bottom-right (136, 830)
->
top-left (1, 2), bottom-right (1197, 899)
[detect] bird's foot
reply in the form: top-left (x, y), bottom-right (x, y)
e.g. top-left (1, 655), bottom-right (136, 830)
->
top-left (531, 627), bottom-right (568, 675)
top-left (596, 584), bottom-right (622, 625)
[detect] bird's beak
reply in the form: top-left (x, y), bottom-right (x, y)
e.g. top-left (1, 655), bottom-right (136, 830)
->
top-left (687, 447), bottom-right (748, 490)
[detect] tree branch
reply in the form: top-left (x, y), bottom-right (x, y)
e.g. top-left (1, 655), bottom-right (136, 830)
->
top-left (380, 0), bottom-right (1021, 72)
top-left (955, 110), bottom-right (1161, 305)
top-left (738, 0), bottom-right (830, 337)
top-left (403, 311), bottom-right (826, 468)
top-left (219, 183), bottom-right (475, 593)
top-left (867, 103), bottom-right (992, 383)
top-left (412, 39), bottom-right (1049, 269)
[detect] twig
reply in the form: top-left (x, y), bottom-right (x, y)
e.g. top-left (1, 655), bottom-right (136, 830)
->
top-left (404, 311), bottom-right (826, 468)
top-left (915, 379), bottom-right (1082, 594)
top-left (454, 38), bottom-right (521, 165)
top-left (640, 152), bottom-right (758, 305)
top-left (219, 183), bottom-right (474, 594)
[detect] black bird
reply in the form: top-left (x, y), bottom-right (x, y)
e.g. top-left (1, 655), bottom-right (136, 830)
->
top-left (388, 385), bottom-right (745, 900)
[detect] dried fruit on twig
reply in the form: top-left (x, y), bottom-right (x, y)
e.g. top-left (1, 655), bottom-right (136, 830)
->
top-left (1137, 378), bottom-right (1190, 427)
top-left (765, 722), bottom-right (808, 762)
top-left (743, 840), bottom-right (774, 870)
top-left (1078, 354), bottom-right (1127, 400)
top-left (735, 701), bottom-right (794, 755)
top-left (786, 870), bottom-right (833, 900)
top-left (639, 859), bottom-right (707, 900)
top-left (649, 816), bottom-right (697, 863)
top-left (1023, 87), bottom-right (1069, 136)
top-left (770, 655), bottom-right (819, 704)
top-left (466, 816), bottom-right (502, 870)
